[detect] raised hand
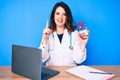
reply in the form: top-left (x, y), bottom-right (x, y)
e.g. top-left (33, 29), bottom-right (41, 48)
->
top-left (43, 20), bottom-right (53, 40)
top-left (78, 29), bottom-right (90, 45)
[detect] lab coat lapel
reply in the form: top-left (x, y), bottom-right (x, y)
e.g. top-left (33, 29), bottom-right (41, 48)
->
top-left (53, 29), bottom-right (69, 49)
top-left (53, 32), bottom-right (61, 48)
top-left (61, 29), bottom-right (69, 46)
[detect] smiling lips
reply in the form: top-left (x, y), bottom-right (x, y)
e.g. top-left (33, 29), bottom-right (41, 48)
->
top-left (57, 20), bottom-right (63, 23)
top-left (57, 19), bottom-right (63, 23)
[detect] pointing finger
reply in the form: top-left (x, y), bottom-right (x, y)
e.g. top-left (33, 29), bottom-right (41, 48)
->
top-left (45, 20), bottom-right (48, 28)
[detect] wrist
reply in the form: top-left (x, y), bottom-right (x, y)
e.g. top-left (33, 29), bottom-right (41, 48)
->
top-left (42, 38), bottom-right (48, 45)
top-left (80, 44), bottom-right (86, 53)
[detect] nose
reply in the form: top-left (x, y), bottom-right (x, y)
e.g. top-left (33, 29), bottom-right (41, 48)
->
top-left (59, 14), bottom-right (63, 18)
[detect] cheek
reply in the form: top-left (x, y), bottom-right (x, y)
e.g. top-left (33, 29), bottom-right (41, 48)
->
top-left (63, 17), bottom-right (67, 23)
top-left (54, 14), bottom-right (59, 19)
top-left (64, 16), bottom-right (66, 20)
top-left (54, 16), bottom-right (57, 23)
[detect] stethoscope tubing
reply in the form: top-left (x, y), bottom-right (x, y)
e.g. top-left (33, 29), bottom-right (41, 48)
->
top-left (52, 32), bottom-right (73, 50)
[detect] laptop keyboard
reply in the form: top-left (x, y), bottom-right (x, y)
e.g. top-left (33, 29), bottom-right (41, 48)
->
top-left (41, 72), bottom-right (51, 80)
top-left (41, 67), bottom-right (59, 80)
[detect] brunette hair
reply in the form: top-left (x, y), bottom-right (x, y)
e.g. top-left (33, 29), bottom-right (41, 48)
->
top-left (49, 2), bottom-right (75, 32)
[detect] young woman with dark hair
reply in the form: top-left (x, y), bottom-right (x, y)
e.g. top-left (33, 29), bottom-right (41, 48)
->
top-left (39, 2), bottom-right (90, 66)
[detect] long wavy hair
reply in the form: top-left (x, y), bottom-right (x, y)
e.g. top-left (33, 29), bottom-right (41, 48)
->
top-left (49, 2), bottom-right (75, 32)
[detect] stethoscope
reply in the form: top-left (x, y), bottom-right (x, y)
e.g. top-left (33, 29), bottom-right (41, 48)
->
top-left (51, 32), bottom-right (73, 50)
top-left (69, 32), bottom-right (73, 49)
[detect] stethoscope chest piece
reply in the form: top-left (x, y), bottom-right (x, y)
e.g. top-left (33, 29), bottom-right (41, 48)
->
top-left (69, 46), bottom-right (73, 50)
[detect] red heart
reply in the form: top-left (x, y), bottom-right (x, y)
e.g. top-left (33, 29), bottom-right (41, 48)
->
top-left (78, 22), bottom-right (85, 30)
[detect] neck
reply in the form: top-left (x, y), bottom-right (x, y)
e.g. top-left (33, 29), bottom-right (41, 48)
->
top-left (56, 26), bottom-right (65, 34)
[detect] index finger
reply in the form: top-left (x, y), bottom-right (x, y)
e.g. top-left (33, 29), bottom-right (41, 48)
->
top-left (45, 20), bottom-right (49, 28)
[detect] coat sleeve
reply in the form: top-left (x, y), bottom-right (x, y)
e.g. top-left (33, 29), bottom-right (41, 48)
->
top-left (38, 36), bottom-right (50, 62)
top-left (72, 30), bottom-right (87, 64)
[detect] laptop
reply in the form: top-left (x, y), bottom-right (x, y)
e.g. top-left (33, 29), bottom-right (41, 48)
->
top-left (12, 44), bottom-right (59, 80)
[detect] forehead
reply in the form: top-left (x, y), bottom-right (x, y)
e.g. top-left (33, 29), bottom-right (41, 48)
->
top-left (55, 6), bottom-right (66, 13)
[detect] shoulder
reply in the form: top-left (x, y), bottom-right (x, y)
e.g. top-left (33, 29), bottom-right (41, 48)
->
top-left (72, 30), bottom-right (79, 35)
top-left (71, 30), bottom-right (79, 39)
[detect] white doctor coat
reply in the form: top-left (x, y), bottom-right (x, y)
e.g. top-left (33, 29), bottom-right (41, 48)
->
top-left (39, 28), bottom-right (86, 66)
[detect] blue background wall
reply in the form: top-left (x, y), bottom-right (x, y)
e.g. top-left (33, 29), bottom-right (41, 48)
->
top-left (0, 0), bottom-right (120, 66)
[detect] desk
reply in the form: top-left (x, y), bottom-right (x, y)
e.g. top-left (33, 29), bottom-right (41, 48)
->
top-left (0, 66), bottom-right (120, 80)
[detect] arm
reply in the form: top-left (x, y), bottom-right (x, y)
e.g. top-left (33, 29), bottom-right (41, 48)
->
top-left (39, 37), bottom-right (49, 62)
top-left (72, 31), bottom-right (88, 64)
top-left (39, 27), bottom-right (52, 62)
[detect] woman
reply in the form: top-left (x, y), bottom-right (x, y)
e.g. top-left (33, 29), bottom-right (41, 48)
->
top-left (39, 2), bottom-right (89, 66)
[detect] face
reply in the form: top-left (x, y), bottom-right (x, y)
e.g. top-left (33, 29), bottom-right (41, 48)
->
top-left (54, 6), bottom-right (67, 27)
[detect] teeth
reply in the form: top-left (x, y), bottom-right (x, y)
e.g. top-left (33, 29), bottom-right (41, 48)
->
top-left (58, 20), bottom-right (63, 23)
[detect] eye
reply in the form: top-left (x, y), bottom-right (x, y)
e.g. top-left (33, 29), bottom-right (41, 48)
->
top-left (63, 13), bottom-right (66, 16)
top-left (56, 12), bottom-right (60, 15)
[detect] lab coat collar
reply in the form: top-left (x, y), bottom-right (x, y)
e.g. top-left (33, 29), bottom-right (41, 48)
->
top-left (52, 28), bottom-right (69, 45)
